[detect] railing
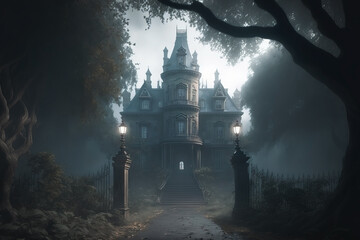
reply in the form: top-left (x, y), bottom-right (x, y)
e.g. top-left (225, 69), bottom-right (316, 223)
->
top-left (249, 165), bottom-right (340, 210)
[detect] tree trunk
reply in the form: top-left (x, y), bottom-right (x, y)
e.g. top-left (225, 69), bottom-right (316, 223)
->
top-left (0, 154), bottom-right (17, 222)
top-left (318, 100), bottom-right (360, 237)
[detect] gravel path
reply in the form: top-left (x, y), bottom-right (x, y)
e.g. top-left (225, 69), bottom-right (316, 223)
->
top-left (132, 206), bottom-right (244, 240)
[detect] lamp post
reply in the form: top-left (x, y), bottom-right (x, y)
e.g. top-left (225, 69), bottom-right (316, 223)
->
top-left (112, 120), bottom-right (131, 219)
top-left (231, 120), bottom-right (250, 218)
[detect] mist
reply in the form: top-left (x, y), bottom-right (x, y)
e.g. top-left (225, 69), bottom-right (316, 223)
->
top-left (241, 47), bottom-right (348, 175)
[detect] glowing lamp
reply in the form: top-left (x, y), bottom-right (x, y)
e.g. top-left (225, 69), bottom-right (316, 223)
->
top-left (233, 120), bottom-right (241, 135)
top-left (118, 121), bottom-right (127, 135)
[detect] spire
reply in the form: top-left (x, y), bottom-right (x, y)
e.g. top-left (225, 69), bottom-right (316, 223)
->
top-left (214, 69), bottom-right (220, 85)
top-left (191, 51), bottom-right (199, 71)
top-left (164, 28), bottom-right (196, 72)
top-left (146, 68), bottom-right (152, 87)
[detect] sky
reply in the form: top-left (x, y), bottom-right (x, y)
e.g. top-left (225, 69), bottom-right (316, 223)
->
top-left (113, 9), bottom-right (268, 133)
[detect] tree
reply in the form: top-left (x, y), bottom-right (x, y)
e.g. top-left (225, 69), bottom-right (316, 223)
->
top-left (0, 0), bottom-right (136, 221)
top-left (130, 0), bottom-right (359, 235)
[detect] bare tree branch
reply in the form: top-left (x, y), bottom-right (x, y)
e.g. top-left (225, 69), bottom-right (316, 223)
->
top-left (15, 108), bottom-right (36, 157)
top-left (301, 0), bottom-right (344, 49)
top-left (6, 101), bottom-right (29, 147)
top-left (157, 0), bottom-right (281, 40)
top-left (156, 0), bottom-right (344, 97)
top-left (8, 77), bottom-right (33, 109)
top-left (0, 85), bottom-right (10, 129)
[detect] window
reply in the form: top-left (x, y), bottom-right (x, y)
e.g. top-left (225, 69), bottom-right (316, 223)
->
top-left (176, 83), bottom-right (187, 100)
top-left (215, 99), bottom-right (224, 110)
top-left (179, 161), bottom-right (184, 170)
top-left (141, 126), bottom-right (148, 139)
top-left (141, 100), bottom-right (150, 110)
top-left (176, 121), bottom-right (185, 135)
top-left (216, 126), bottom-right (224, 139)
top-left (177, 88), bottom-right (186, 99)
top-left (215, 121), bottom-right (224, 139)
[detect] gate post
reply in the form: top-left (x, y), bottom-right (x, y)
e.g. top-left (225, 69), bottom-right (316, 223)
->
top-left (113, 121), bottom-right (131, 219)
top-left (231, 121), bottom-right (250, 218)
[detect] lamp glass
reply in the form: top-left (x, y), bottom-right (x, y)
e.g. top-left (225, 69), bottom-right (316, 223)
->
top-left (233, 121), bottom-right (241, 135)
top-left (119, 122), bottom-right (127, 135)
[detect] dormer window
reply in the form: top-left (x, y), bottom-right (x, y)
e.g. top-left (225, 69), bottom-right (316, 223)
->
top-left (141, 100), bottom-right (150, 110)
top-left (215, 88), bottom-right (224, 96)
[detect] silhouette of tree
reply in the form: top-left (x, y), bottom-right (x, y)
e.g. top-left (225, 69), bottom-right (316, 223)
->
top-left (0, 0), bottom-right (136, 221)
top-left (130, 0), bottom-right (359, 236)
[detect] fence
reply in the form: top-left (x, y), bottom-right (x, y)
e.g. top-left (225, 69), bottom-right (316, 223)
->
top-left (249, 164), bottom-right (340, 210)
top-left (11, 160), bottom-right (113, 212)
top-left (88, 161), bottom-right (113, 211)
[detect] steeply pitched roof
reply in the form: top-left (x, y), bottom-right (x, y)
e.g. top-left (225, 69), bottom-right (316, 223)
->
top-left (164, 29), bottom-right (197, 71)
top-left (123, 82), bottom-right (163, 113)
top-left (199, 82), bottom-right (240, 113)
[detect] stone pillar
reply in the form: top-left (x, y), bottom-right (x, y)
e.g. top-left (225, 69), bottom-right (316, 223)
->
top-left (112, 137), bottom-right (131, 219)
top-left (231, 138), bottom-right (250, 218)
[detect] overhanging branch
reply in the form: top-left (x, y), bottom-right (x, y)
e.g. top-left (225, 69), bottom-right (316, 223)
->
top-left (157, 0), bottom-right (343, 96)
top-left (157, 0), bottom-right (281, 40)
top-left (301, 0), bottom-right (344, 49)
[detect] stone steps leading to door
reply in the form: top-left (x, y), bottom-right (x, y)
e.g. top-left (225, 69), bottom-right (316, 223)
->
top-left (160, 171), bottom-right (206, 205)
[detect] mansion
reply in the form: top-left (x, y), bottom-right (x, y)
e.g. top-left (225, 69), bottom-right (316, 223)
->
top-left (121, 29), bottom-right (242, 173)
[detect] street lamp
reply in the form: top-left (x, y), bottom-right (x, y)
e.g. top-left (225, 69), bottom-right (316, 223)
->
top-left (231, 120), bottom-right (250, 218)
top-left (233, 120), bottom-right (241, 150)
top-left (112, 119), bottom-right (131, 219)
top-left (118, 121), bottom-right (127, 149)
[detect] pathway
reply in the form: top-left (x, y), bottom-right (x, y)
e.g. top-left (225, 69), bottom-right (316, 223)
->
top-left (132, 206), bottom-right (244, 240)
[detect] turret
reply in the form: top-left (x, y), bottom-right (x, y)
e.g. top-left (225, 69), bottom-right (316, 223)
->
top-left (214, 69), bottom-right (220, 86)
top-left (163, 47), bottom-right (169, 66)
top-left (146, 68), bottom-right (152, 88)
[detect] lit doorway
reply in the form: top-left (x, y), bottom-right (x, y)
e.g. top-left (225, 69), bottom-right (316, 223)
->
top-left (179, 161), bottom-right (184, 170)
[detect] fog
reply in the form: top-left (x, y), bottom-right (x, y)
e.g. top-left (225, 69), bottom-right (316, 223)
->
top-left (241, 47), bottom-right (348, 175)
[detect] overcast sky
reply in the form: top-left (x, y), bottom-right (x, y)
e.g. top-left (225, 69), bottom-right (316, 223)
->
top-left (126, 10), bottom-right (252, 94)
top-left (113, 10), bottom-right (263, 133)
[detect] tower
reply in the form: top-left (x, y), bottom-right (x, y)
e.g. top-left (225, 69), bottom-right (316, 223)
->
top-left (161, 28), bottom-right (202, 171)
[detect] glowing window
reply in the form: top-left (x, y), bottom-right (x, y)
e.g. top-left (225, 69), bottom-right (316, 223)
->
top-left (179, 161), bottom-right (184, 170)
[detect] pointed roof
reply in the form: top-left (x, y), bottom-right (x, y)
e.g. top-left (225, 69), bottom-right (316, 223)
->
top-left (165, 29), bottom-right (195, 71)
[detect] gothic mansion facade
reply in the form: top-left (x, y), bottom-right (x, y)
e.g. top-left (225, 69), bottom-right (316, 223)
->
top-left (121, 29), bottom-right (242, 172)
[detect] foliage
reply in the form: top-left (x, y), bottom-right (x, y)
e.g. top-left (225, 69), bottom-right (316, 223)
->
top-left (260, 176), bottom-right (334, 214)
top-left (13, 152), bottom-right (104, 216)
top-left (195, 167), bottom-right (215, 200)
top-left (27, 153), bottom-right (66, 210)
top-left (127, 0), bottom-right (342, 63)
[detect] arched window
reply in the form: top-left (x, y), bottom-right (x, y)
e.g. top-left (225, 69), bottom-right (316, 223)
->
top-left (175, 113), bottom-right (187, 136)
top-left (214, 121), bottom-right (225, 139)
top-left (176, 83), bottom-right (187, 100)
top-left (179, 161), bottom-right (184, 170)
top-left (176, 121), bottom-right (185, 135)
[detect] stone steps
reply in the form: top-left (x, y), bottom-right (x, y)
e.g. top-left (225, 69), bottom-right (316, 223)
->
top-left (160, 171), bottom-right (206, 205)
